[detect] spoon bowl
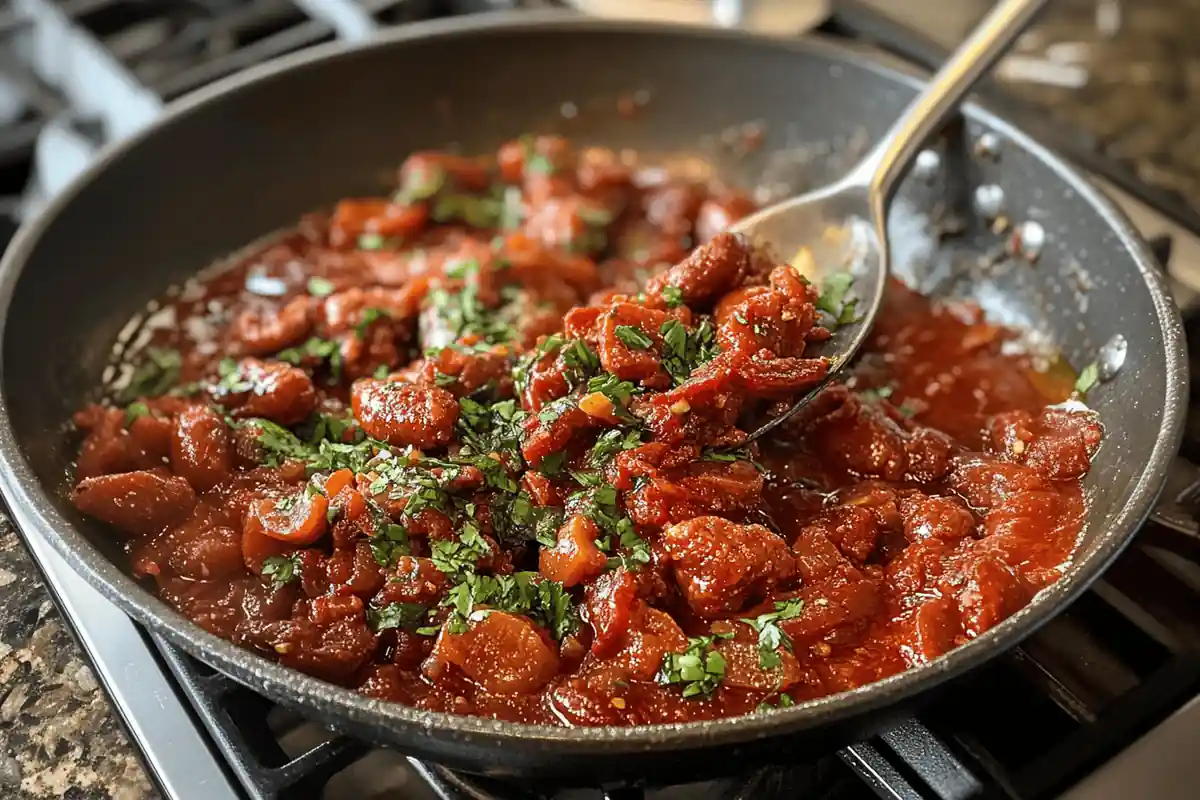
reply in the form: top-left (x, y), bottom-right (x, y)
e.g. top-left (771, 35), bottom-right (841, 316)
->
top-left (737, 0), bottom-right (1050, 441)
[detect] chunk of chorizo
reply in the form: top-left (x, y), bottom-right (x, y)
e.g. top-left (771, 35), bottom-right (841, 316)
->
top-left (661, 516), bottom-right (797, 618)
top-left (72, 470), bottom-right (197, 537)
top-left (350, 379), bottom-right (458, 448)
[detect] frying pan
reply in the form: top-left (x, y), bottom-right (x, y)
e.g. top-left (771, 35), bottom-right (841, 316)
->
top-left (0, 12), bottom-right (1186, 787)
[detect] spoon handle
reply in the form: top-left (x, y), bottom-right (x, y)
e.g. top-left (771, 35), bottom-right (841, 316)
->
top-left (848, 0), bottom-right (1051, 203)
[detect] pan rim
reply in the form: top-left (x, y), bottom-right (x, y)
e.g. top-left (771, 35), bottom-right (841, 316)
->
top-left (0, 10), bottom-right (1185, 752)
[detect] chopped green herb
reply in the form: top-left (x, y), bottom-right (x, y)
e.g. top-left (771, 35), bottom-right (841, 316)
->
top-left (121, 347), bottom-right (182, 402)
top-left (432, 194), bottom-right (502, 229)
top-left (739, 599), bottom-right (805, 670)
top-left (561, 340), bottom-right (602, 386)
top-left (815, 272), bottom-right (857, 330)
top-left (586, 373), bottom-right (639, 410)
top-left (438, 571), bottom-right (579, 640)
top-left (425, 283), bottom-right (514, 346)
top-left (358, 233), bottom-right (386, 251)
top-left (1075, 362), bottom-right (1099, 395)
top-left (430, 521), bottom-right (493, 577)
top-left (587, 428), bottom-right (643, 468)
top-left (123, 401), bottom-right (152, 426)
top-left (658, 632), bottom-right (734, 698)
top-left (859, 385), bottom-right (894, 403)
top-left (307, 276), bottom-right (336, 297)
top-left (366, 602), bottom-right (429, 633)
top-left (261, 553), bottom-right (301, 588)
top-left (373, 364), bottom-right (391, 380)
top-left (396, 161), bottom-right (446, 204)
top-left (661, 285), bottom-right (684, 309)
top-left (525, 153), bottom-right (556, 176)
top-left (757, 693), bottom-right (796, 712)
top-left (275, 337), bottom-right (344, 384)
top-left (356, 307), bottom-right (390, 339)
top-left (700, 446), bottom-right (764, 472)
top-left (537, 451), bottom-right (567, 476)
top-left (659, 319), bottom-right (721, 386)
top-left (615, 325), bottom-right (654, 351)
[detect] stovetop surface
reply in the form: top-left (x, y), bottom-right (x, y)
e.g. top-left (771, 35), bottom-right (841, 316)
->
top-left (6, 2), bottom-right (1200, 799)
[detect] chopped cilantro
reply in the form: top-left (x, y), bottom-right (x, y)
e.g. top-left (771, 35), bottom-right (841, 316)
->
top-left (1075, 362), bottom-right (1099, 395)
top-left (430, 521), bottom-right (493, 577)
top-left (356, 307), bottom-right (390, 339)
top-left (661, 285), bottom-right (684, 309)
top-left (739, 599), bottom-right (805, 670)
top-left (815, 272), bottom-right (858, 330)
top-left (358, 233), bottom-right (386, 251)
top-left (275, 336), bottom-right (343, 384)
top-left (537, 451), bottom-right (567, 476)
top-left (659, 319), bottom-right (720, 386)
top-left (586, 373), bottom-right (639, 409)
top-left (587, 428), bottom-right (643, 468)
top-left (123, 401), bottom-right (152, 426)
top-left (395, 161), bottom-right (446, 204)
top-left (615, 325), bottom-right (654, 351)
top-left (366, 602), bottom-right (429, 633)
top-left (438, 571), bottom-right (579, 640)
top-left (432, 194), bottom-right (502, 229)
top-left (261, 554), bottom-right (301, 588)
top-left (120, 347), bottom-right (182, 402)
top-left (859, 385), bottom-right (894, 403)
top-left (658, 632), bottom-right (734, 698)
top-left (562, 340), bottom-right (602, 386)
top-left (757, 693), bottom-right (796, 712)
top-left (307, 276), bottom-right (336, 297)
top-left (525, 153), bottom-right (556, 176)
top-left (700, 446), bottom-right (764, 472)
top-left (425, 283), bottom-right (514, 346)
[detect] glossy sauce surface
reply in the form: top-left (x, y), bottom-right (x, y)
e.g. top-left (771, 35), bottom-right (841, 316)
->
top-left (68, 138), bottom-right (1101, 726)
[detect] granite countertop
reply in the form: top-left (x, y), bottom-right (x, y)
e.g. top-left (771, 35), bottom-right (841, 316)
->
top-left (2, 1), bottom-right (1199, 798)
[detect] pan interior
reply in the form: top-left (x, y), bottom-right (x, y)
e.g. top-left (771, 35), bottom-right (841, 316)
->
top-left (0, 21), bottom-right (1177, 740)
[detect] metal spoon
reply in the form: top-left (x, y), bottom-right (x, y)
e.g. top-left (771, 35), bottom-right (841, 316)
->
top-left (738, 0), bottom-right (1049, 442)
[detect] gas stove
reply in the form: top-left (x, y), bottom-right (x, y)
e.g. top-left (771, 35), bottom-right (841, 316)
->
top-left (5, 2), bottom-right (1200, 799)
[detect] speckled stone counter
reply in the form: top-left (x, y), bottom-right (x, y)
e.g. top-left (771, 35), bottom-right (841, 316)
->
top-left (3, 1), bottom-right (1200, 798)
top-left (0, 521), bottom-right (154, 799)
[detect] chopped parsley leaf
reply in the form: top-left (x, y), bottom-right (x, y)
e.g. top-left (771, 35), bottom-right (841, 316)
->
top-left (700, 446), bottom-right (764, 472)
top-left (124, 401), bottom-right (152, 427)
top-left (307, 276), bottom-right (336, 297)
top-left (586, 373), bottom-right (639, 409)
top-left (120, 347), bottom-right (182, 402)
top-left (276, 336), bottom-right (343, 384)
top-left (356, 307), bottom-right (390, 339)
top-left (615, 325), bottom-right (654, 351)
top-left (562, 340), bottom-right (601, 387)
top-left (430, 520), bottom-right (493, 577)
top-left (1075, 362), bottom-right (1099, 395)
top-left (261, 554), bottom-right (301, 588)
top-left (438, 571), bottom-right (579, 640)
top-left (658, 632), bottom-right (734, 699)
top-left (587, 428), bottom-right (643, 468)
top-left (366, 602), bottom-right (429, 633)
top-left (757, 693), bottom-right (796, 712)
top-left (739, 599), bottom-right (805, 670)
top-left (815, 272), bottom-right (858, 330)
top-left (659, 319), bottom-right (720, 386)
top-left (661, 285), bottom-right (684, 309)
top-left (425, 283), bottom-right (515, 346)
